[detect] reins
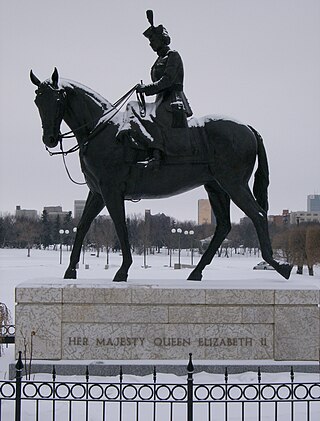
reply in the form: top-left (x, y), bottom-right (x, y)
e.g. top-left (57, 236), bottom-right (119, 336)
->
top-left (47, 83), bottom-right (139, 154)
top-left (46, 84), bottom-right (144, 185)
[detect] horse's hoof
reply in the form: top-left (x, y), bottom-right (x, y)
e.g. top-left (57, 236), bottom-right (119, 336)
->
top-left (113, 278), bottom-right (127, 282)
top-left (64, 268), bottom-right (77, 279)
top-left (113, 271), bottom-right (128, 282)
top-left (277, 263), bottom-right (292, 280)
top-left (187, 271), bottom-right (202, 281)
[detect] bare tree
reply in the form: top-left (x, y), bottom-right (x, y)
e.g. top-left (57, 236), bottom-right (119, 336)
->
top-left (15, 217), bottom-right (41, 257)
top-left (0, 302), bottom-right (11, 356)
top-left (289, 226), bottom-right (307, 274)
top-left (305, 224), bottom-right (320, 276)
top-left (272, 231), bottom-right (291, 261)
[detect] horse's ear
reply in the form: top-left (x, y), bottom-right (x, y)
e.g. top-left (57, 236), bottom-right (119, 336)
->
top-left (51, 67), bottom-right (59, 89)
top-left (30, 70), bottom-right (41, 87)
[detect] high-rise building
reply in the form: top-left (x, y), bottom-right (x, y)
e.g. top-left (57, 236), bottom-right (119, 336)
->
top-left (307, 194), bottom-right (320, 212)
top-left (74, 200), bottom-right (86, 219)
top-left (198, 199), bottom-right (215, 225)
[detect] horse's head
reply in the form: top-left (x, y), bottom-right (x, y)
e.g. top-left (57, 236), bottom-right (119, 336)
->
top-left (30, 68), bottom-right (66, 148)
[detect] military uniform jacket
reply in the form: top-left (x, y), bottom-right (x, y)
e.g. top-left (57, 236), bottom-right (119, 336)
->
top-left (143, 47), bottom-right (192, 117)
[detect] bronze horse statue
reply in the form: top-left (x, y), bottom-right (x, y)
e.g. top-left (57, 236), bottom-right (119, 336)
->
top-left (30, 68), bottom-right (292, 281)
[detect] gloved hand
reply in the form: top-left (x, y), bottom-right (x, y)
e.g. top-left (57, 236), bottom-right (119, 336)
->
top-left (136, 83), bottom-right (146, 94)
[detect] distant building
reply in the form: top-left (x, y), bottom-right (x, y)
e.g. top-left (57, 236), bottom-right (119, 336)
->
top-left (307, 194), bottom-right (320, 212)
top-left (290, 211), bottom-right (320, 224)
top-left (198, 199), bottom-right (215, 225)
top-left (268, 210), bottom-right (290, 226)
top-left (144, 209), bottom-right (170, 233)
top-left (145, 209), bottom-right (170, 224)
top-left (43, 206), bottom-right (70, 222)
top-left (15, 205), bottom-right (38, 220)
top-left (74, 200), bottom-right (86, 219)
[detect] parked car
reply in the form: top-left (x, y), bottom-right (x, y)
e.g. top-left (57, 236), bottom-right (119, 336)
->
top-left (253, 261), bottom-right (275, 270)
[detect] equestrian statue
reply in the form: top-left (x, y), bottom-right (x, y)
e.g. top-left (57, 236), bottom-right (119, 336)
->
top-left (30, 10), bottom-right (292, 282)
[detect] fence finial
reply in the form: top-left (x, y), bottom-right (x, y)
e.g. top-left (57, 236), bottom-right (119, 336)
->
top-left (16, 351), bottom-right (24, 371)
top-left (187, 353), bottom-right (194, 373)
top-left (258, 367), bottom-right (261, 383)
top-left (290, 366), bottom-right (294, 382)
top-left (52, 365), bottom-right (56, 381)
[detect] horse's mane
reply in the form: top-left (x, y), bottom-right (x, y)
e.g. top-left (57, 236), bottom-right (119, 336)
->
top-left (57, 78), bottom-right (125, 126)
top-left (60, 79), bottom-right (114, 111)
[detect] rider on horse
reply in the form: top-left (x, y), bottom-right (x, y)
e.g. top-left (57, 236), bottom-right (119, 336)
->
top-left (118, 10), bottom-right (193, 169)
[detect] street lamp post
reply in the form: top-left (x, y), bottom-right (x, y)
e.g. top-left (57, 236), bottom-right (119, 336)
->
top-left (59, 229), bottom-right (69, 264)
top-left (171, 228), bottom-right (182, 268)
top-left (106, 242), bottom-right (109, 266)
top-left (72, 227), bottom-right (77, 252)
top-left (143, 242), bottom-right (147, 268)
top-left (184, 230), bottom-right (195, 265)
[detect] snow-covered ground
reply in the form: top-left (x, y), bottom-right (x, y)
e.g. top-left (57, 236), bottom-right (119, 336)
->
top-left (1, 248), bottom-right (319, 420)
top-left (1, 246), bottom-right (319, 319)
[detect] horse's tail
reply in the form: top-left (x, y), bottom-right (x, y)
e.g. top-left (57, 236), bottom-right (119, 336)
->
top-left (248, 125), bottom-right (269, 212)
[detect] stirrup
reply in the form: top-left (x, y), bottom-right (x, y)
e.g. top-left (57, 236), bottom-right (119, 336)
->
top-left (145, 151), bottom-right (161, 170)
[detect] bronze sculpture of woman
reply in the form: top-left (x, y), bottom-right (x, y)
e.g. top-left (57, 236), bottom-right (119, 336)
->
top-left (119, 10), bottom-right (193, 168)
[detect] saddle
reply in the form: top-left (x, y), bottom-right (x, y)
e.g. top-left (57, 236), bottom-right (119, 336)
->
top-left (118, 101), bottom-right (207, 163)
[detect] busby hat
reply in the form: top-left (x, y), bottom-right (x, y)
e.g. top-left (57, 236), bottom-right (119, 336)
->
top-left (143, 10), bottom-right (171, 45)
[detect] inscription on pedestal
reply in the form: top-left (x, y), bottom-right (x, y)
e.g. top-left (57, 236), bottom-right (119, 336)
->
top-left (61, 323), bottom-right (273, 360)
top-left (67, 336), bottom-right (269, 348)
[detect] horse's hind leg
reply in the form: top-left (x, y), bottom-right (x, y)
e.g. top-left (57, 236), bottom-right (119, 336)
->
top-left (188, 183), bottom-right (231, 281)
top-left (224, 183), bottom-right (292, 279)
top-left (64, 191), bottom-right (104, 279)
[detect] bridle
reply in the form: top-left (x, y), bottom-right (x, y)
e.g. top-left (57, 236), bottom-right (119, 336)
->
top-left (42, 84), bottom-right (146, 185)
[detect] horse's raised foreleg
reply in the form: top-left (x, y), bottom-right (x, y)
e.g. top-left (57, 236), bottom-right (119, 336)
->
top-left (225, 184), bottom-right (292, 279)
top-left (188, 183), bottom-right (231, 281)
top-left (102, 191), bottom-right (132, 282)
top-left (64, 191), bottom-right (104, 279)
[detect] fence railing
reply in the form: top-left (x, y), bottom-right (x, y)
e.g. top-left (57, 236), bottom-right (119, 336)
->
top-left (0, 324), bottom-right (15, 344)
top-left (0, 324), bottom-right (15, 357)
top-left (0, 352), bottom-right (319, 421)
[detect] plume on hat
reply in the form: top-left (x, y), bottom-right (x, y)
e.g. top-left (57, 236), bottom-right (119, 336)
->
top-left (146, 10), bottom-right (154, 26)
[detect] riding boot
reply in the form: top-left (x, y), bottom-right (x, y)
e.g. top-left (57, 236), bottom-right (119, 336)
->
top-left (146, 149), bottom-right (161, 171)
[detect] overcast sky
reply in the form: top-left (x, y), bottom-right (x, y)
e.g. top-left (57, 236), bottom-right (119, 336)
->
top-left (0, 0), bottom-right (319, 223)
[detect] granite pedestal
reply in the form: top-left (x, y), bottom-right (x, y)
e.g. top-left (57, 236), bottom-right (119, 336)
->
top-left (15, 280), bottom-right (320, 362)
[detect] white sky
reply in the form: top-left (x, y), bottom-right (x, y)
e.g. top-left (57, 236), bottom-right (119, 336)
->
top-left (0, 0), bottom-right (319, 223)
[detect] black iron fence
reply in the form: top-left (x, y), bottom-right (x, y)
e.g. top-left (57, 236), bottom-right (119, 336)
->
top-left (0, 324), bottom-right (15, 357)
top-left (0, 352), bottom-right (319, 421)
